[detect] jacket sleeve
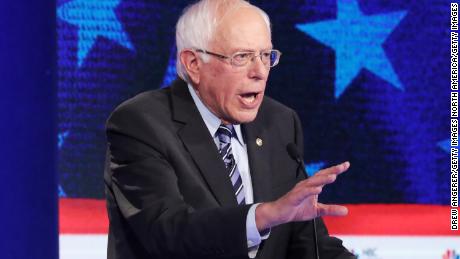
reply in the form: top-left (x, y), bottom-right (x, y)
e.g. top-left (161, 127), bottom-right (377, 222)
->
top-left (104, 106), bottom-right (251, 258)
top-left (286, 110), bottom-right (357, 259)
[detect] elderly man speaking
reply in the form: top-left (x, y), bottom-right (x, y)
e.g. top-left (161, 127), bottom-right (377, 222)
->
top-left (104, 0), bottom-right (356, 258)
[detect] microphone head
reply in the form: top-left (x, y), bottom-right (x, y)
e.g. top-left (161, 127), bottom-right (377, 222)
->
top-left (286, 143), bottom-right (301, 161)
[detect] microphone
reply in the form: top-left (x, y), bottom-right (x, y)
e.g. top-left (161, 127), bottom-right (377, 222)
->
top-left (286, 143), bottom-right (320, 259)
top-left (286, 143), bottom-right (304, 178)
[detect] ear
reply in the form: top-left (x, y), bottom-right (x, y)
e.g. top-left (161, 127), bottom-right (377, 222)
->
top-left (180, 50), bottom-right (201, 85)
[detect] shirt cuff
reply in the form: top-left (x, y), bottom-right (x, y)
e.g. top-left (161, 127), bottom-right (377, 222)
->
top-left (246, 203), bottom-right (271, 258)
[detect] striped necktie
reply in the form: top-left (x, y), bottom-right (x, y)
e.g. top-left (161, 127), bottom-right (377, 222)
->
top-left (216, 124), bottom-right (245, 205)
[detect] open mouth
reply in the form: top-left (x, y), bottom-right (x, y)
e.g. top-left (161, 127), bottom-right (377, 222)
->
top-left (241, 92), bottom-right (257, 102)
top-left (239, 92), bottom-right (261, 107)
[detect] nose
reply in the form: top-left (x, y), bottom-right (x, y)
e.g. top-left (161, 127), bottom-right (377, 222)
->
top-left (247, 54), bottom-right (269, 80)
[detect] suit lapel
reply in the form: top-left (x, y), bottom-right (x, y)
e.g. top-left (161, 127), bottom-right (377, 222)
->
top-left (242, 109), bottom-right (272, 203)
top-left (170, 80), bottom-right (237, 206)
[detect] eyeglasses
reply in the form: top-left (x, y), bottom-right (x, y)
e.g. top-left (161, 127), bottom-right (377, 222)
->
top-left (195, 49), bottom-right (282, 68)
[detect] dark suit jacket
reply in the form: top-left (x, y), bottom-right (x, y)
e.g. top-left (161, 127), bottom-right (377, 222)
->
top-left (104, 79), bottom-right (355, 259)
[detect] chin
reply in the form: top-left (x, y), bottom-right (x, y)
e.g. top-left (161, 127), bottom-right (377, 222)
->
top-left (231, 111), bottom-right (259, 124)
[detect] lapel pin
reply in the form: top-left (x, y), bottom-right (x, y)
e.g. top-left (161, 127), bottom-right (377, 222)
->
top-left (256, 138), bottom-right (263, 147)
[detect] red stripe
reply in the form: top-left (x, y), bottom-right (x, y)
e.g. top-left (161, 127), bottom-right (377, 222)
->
top-left (323, 204), bottom-right (459, 236)
top-left (59, 198), bottom-right (459, 235)
top-left (59, 198), bottom-right (108, 234)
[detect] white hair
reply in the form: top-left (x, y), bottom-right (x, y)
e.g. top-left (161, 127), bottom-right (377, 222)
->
top-left (175, 0), bottom-right (271, 83)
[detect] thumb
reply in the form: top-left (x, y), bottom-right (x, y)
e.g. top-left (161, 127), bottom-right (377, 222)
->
top-left (317, 204), bottom-right (348, 217)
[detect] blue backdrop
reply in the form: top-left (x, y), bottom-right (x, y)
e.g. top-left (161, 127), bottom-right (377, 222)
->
top-left (56, 0), bottom-right (449, 205)
top-left (0, 0), bottom-right (58, 258)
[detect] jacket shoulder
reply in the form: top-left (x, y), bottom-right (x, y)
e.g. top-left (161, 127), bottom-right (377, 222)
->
top-left (106, 87), bottom-right (173, 129)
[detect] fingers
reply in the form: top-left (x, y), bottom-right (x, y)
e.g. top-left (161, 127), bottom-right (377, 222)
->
top-left (285, 185), bottom-right (319, 206)
top-left (315, 161), bottom-right (350, 177)
top-left (296, 161), bottom-right (350, 187)
top-left (289, 162), bottom-right (350, 213)
top-left (291, 162), bottom-right (351, 202)
top-left (317, 203), bottom-right (348, 217)
top-left (289, 176), bottom-right (334, 202)
top-left (302, 173), bottom-right (337, 187)
top-left (277, 161), bottom-right (351, 222)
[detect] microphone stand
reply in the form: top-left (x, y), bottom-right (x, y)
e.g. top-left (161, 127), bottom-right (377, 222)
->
top-left (287, 143), bottom-right (320, 259)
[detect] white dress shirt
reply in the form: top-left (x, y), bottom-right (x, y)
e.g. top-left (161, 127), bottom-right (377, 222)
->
top-left (187, 84), bottom-right (269, 258)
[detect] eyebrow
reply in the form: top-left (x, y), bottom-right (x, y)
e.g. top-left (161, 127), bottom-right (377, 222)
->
top-left (232, 47), bottom-right (273, 53)
top-left (236, 49), bottom-right (256, 52)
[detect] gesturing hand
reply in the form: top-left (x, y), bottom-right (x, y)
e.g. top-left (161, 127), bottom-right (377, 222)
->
top-left (255, 162), bottom-right (350, 231)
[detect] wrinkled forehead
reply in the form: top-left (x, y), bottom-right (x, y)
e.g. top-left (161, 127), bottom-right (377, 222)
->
top-left (211, 6), bottom-right (272, 53)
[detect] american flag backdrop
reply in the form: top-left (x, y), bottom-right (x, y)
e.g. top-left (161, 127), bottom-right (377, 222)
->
top-left (56, 0), bottom-right (459, 258)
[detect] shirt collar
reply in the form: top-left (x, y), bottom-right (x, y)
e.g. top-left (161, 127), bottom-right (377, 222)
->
top-left (187, 83), bottom-right (244, 145)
